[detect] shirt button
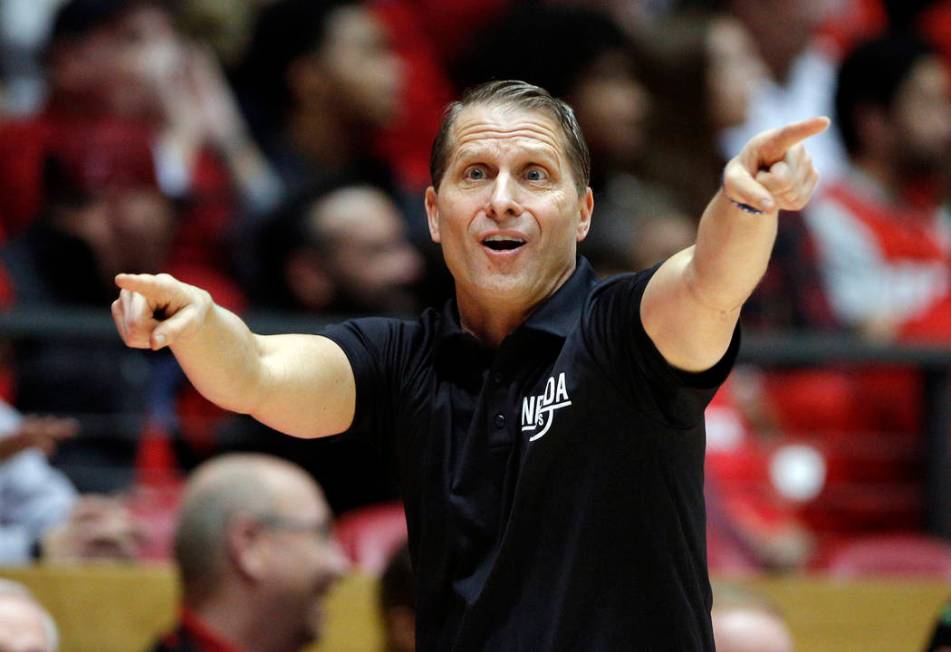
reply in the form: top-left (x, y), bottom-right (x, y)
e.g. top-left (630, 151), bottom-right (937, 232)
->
top-left (494, 413), bottom-right (506, 429)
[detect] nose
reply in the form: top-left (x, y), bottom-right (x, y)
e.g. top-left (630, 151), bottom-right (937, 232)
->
top-left (486, 173), bottom-right (523, 221)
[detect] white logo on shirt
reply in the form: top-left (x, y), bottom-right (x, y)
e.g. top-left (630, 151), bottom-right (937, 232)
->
top-left (521, 372), bottom-right (571, 442)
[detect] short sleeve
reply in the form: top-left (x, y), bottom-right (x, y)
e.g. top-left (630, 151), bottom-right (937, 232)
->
top-left (583, 266), bottom-right (741, 428)
top-left (319, 317), bottom-right (420, 449)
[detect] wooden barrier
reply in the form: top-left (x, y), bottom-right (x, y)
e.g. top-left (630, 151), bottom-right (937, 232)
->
top-left (0, 565), bottom-right (947, 652)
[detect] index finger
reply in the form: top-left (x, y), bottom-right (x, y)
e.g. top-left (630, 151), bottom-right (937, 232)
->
top-left (115, 273), bottom-right (173, 304)
top-left (115, 273), bottom-right (157, 293)
top-left (760, 117), bottom-right (830, 161)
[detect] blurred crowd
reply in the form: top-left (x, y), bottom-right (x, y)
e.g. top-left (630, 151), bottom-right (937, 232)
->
top-left (0, 0), bottom-right (950, 612)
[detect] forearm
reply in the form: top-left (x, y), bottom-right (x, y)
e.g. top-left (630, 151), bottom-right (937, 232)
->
top-left (114, 273), bottom-right (356, 438)
top-left (168, 303), bottom-right (268, 415)
top-left (217, 134), bottom-right (284, 214)
top-left (686, 190), bottom-right (778, 312)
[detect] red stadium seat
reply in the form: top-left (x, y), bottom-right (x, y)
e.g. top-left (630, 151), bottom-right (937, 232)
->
top-left (334, 501), bottom-right (408, 575)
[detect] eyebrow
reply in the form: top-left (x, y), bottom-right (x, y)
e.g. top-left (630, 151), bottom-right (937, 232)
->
top-left (453, 143), bottom-right (560, 166)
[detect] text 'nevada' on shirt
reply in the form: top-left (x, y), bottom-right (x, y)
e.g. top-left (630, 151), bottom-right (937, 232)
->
top-left (321, 257), bottom-right (740, 652)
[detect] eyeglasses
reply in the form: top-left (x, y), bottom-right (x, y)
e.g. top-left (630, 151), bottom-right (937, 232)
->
top-left (255, 514), bottom-right (333, 543)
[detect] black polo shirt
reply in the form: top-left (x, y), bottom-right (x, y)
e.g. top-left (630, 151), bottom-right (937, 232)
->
top-left (321, 258), bottom-right (739, 651)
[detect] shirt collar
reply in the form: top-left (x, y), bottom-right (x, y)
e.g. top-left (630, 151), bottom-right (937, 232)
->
top-left (436, 256), bottom-right (598, 348)
top-left (178, 609), bottom-right (246, 652)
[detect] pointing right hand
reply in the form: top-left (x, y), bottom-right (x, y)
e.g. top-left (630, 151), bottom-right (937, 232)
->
top-left (112, 273), bottom-right (212, 350)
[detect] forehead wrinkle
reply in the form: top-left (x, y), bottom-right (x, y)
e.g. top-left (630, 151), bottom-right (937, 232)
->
top-left (450, 126), bottom-right (564, 169)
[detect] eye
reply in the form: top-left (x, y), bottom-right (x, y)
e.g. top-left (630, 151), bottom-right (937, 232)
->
top-left (464, 165), bottom-right (487, 180)
top-left (524, 166), bottom-right (549, 182)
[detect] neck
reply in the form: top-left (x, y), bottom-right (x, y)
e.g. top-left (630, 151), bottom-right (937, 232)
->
top-left (456, 291), bottom-right (532, 349)
top-left (287, 105), bottom-right (362, 172)
top-left (853, 156), bottom-right (900, 198)
top-left (187, 593), bottom-right (295, 652)
top-left (853, 156), bottom-right (942, 210)
top-left (455, 261), bottom-right (576, 348)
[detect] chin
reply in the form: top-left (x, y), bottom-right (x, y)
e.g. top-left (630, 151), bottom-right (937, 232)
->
top-left (473, 270), bottom-right (532, 299)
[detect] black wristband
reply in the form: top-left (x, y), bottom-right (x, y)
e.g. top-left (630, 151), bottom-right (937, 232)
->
top-left (728, 198), bottom-right (767, 215)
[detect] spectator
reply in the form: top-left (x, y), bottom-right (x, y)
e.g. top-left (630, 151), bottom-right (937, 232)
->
top-left (0, 0), bottom-right (270, 298)
top-left (0, 579), bottom-right (58, 652)
top-left (379, 542), bottom-right (415, 652)
top-left (253, 183), bottom-right (424, 316)
top-left (150, 453), bottom-right (349, 652)
top-left (711, 583), bottom-right (794, 652)
top-left (0, 399), bottom-right (143, 563)
top-left (723, 0), bottom-right (848, 182)
top-left (237, 0), bottom-right (403, 204)
top-left (0, 400), bottom-right (77, 563)
top-left (638, 9), bottom-right (765, 217)
top-left (804, 33), bottom-right (951, 341)
top-left (0, 123), bottom-right (172, 490)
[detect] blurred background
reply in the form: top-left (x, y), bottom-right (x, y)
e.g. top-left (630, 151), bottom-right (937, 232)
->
top-left (0, 0), bottom-right (949, 650)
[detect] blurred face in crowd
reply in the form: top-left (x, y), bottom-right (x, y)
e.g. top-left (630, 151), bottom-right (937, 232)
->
top-left (707, 17), bottom-right (765, 131)
top-left (52, 4), bottom-right (183, 119)
top-left (890, 56), bottom-right (951, 177)
top-left (314, 5), bottom-right (403, 127)
top-left (254, 471), bottom-right (348, 648)
top-left (0, 594), bottom-right (54, 652)
top-left (307, 187), bottom-right (423, 313)
top-left (571, 51), bottom-right (649, 169)
top-left (425, 103), bottom-right (592, 313)
top-left (628, 212), bottom-right (695, 272)
top-left (54, 188), bottom-right (175, 282)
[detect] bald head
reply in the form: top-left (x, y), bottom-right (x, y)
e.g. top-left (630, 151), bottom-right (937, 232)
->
top-left (0, 580), bottom-right (58, 652)
top-left (173, 454), bottom-right (328, 597)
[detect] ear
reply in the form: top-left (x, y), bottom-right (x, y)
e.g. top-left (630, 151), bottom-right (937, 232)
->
top-left (576, 187), bottom-right (594, 242)
top-left (425, 186), bottom-right (441, 243)
top-left (227, 515), bottom-right (267, 583)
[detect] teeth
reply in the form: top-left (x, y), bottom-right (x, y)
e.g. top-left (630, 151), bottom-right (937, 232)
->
top-left (484, 235), bottom-right (525, 243)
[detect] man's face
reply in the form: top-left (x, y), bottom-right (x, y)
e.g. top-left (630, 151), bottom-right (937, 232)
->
top-left (425, 104), bottom-right (593, 311)
top-left (891, 56), bottom-right (951, 177)
top-left (315, 187), bottom-right (423, 313)
top-left (0, 596), bottom-right (52, 652)
top-left (258, 478), bottom-right (348, 648)
top-left (571, 51), bottom-right (648, 168)
top-left (57, 5), bottom-right (181, 119)
top-left (319, 5), bottom-right (402, 127)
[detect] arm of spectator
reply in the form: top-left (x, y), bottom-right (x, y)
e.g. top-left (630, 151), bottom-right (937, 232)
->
top-left (0, 416), bottom-right (79, 461)
top-left (158, 44), bottom-right (283, 214)
top-left (642, 117), bottom-right (828, 372)
top-left (113, 273), bottom-right (356, 439)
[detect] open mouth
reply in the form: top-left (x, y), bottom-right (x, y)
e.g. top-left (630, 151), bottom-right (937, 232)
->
top-left (482, 236), bottom-right (526, 252)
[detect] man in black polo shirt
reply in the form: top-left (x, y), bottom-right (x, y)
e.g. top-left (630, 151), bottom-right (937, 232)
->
top-left (112, 80), bottom-right (826, 650)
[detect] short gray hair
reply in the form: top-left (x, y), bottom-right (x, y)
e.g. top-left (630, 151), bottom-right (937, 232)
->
top-left (173, 456), bottom-right (280, 597)
top-left (430, 79), bottom-right (591, 195)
